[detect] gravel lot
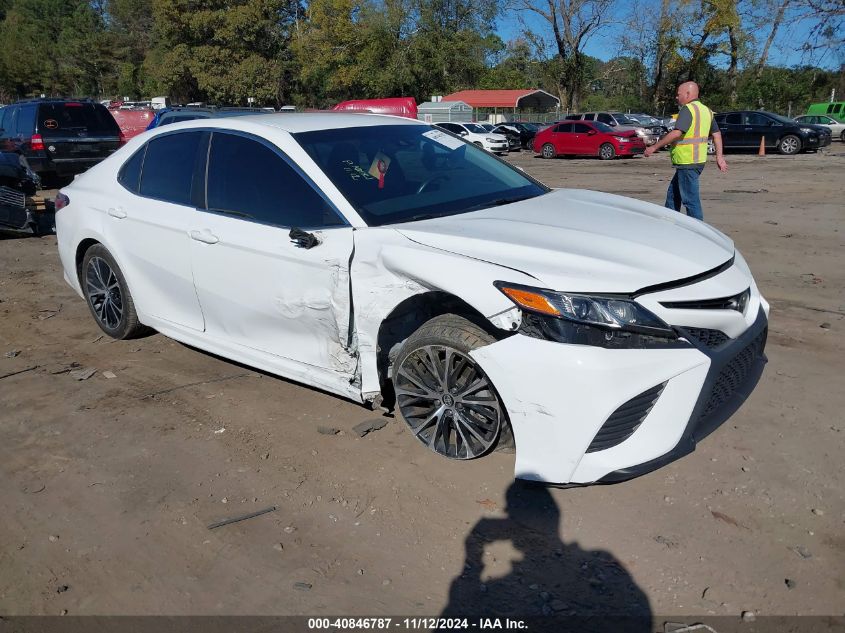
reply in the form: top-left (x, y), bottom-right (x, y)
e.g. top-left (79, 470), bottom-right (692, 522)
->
top-left (1, 143), bottom-right (843, 621)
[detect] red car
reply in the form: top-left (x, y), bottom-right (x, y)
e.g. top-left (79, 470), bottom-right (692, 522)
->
top-left (533, 120), bottom-right (646, 160)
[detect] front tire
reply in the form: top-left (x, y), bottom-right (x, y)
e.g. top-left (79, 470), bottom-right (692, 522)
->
top-left (541, 143), bottom-right (556, 159)
top-left (599, 143), bottom-right (616, 160)
top-left (81, 244), bottom-right (148, 339)
top-left (778, 134), bottom-right (801, 155)
top-left (392, 315), bottom-right (511, 460)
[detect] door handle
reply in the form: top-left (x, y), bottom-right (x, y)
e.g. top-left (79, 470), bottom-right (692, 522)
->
top-left (189, 229), bottom-right (219, 244)
top-left (107, 207), bottom-right (126, 219)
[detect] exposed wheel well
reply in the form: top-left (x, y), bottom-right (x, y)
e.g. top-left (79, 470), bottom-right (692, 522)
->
top-left (375, 291), bottom-right (507, 409)
top-left (75, 239), bottom-right (101, 283)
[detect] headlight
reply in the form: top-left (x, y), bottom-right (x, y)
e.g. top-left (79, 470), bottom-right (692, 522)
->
top-left (613, 135), bottom-right (627, 142)
top-left (486, 137), bottom-right (499, 142)
top-left (799, 127), bottom-right (814, 134)
top-left (635, 129), bottom-right (647, 137)
top-left (495, 282), bottom-right (686, 348)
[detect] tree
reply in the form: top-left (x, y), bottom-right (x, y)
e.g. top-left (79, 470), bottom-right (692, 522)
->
top-left (517, 0), bottom-right (616, 110)
top-left (146, 0), bottom-right (300, 105)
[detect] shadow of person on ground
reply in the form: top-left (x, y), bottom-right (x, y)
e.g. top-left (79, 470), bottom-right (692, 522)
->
top-left (441, 478), bottom-right (652, 632)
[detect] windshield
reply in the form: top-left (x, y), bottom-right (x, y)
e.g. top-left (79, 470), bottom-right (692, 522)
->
top-left (463, 123), bottom-right (487, 134)
top-left (612, 113), bottom-right (639, 125)
top-left (293, 124), bottom-right (548, 227)
top-left (593, 121), bottom-right (614, 133)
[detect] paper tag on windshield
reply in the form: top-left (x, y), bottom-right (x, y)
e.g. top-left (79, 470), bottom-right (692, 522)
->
top-left (423, 129), bottom-right (464, 150)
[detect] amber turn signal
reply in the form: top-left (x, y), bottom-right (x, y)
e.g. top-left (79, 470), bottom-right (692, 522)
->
top-left (499, 286), bottom-right (560, 316)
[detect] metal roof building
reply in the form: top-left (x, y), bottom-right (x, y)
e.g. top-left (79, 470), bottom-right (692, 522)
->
top-left (416, 100), bottom-right (473, 123)
top-left (442, 89), bottom-right (560, 111)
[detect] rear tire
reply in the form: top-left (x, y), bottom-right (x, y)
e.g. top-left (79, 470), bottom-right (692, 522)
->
top-left (541, 143), bottom-right (556, 159)
top-left (392, 315), bottom-right (512, 460)
top-left (840, 130), bottom-right (845, 143)
top-left (81, 244), bottom-right (149, 339)
top-left (778, 134), bottom-right (801, 155)
top-left (599, 143), bottom-right (616, 160)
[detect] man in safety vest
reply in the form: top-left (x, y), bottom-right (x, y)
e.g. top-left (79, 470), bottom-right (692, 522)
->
top-left (643, 81), bottom-right (727, 221)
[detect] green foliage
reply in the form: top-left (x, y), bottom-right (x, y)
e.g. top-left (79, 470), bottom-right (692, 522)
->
top-left (0, 0), bottom-right (838, 117)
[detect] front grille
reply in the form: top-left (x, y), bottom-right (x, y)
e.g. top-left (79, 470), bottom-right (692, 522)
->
top-left (0, 186), bottom-right (26, 209)
top-left (586, 382), bottom-right (666, 453)
top-left (698, 328), bottom-right (767, 421)
top-left (661, 288), bottom-right (750, 312)
top-left (683, 327), bottom-right (729, 349)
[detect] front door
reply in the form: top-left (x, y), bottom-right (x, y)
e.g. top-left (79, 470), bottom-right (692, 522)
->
top-left (572, 122), bottom-right (599, 155)
top-left (552, 123), bottom-right (574, 154)
top-left (189, 131), bottom-right (355, 376)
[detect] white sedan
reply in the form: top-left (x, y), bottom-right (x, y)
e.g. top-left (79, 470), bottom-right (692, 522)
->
top-left (434, 122), bottom-right (510, 154)
top-left (794, 114), bottom-right (845, 142)
top-left (55, 114), bottom-right (769, 485)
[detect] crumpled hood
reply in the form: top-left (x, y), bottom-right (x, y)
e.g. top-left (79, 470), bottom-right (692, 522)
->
top-left (394, 188), bottom-right (734, 294)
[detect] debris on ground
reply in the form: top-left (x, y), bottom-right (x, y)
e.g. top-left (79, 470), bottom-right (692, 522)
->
top-left (785, 578), bottom-right (796, 589)
top-left (102, 371), bottom-right (117, 379)
top-left (820, 323), bottom-right (831, 329)
top-left (206, 506), bottom-right (277, 530)
top-left (710, 510), bottom-right (750, 530)
top-left (69, 367), bottom-right (97, 381)
top-left (653, 535), bottom-right (678, 549)
top-left (293, 582), bottom-right (312, 591)
top-left (476, 498), bottom-right (497, 511)
top-left (213, 428), bottom-right (226, 434)
top-left (56, 585), bottom-right (69, 594)
top-left (4, 349), bottom-right (21, 358)
top-left (0, 365), bottom-right (39, 380)
top-left (317, 426), bottom-right (340, 435)
top-left (273, 543), bottom-right (284, 552)
top-left (789, 545), bottom-right (812, 559)
top-left (352, 418), bottom-right (389, 438)
top-left (741, 610), bottom-right (756, 622)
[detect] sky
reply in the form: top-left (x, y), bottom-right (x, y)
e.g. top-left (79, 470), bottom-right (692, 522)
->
top-left (496, 5), bottom-right (843, 72)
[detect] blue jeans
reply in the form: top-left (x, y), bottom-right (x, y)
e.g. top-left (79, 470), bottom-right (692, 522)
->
top-left (665, 166), bottom-right (704, 220)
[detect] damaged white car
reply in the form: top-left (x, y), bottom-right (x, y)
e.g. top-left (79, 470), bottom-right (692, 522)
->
top-left (55, 114), bottom-right (769, 485)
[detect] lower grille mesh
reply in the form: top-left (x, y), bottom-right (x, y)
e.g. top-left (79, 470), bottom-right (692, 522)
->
top-left (587, 382), bottom-right (666, 453)
top-left (699, 328), bottom-right (767, 421)
top-left (683, 327), bottom-right (730, 349)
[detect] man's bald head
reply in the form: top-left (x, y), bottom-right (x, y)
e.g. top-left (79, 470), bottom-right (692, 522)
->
top-left (676, 81), bottom-right (700, 106)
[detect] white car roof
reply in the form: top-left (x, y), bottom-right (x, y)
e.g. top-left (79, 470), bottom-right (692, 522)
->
top-left (164, 112), bottom-right (427, 134)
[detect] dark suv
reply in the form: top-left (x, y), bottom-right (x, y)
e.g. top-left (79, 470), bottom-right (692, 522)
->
top-left (713, 110), bottom-right (831, 155)
top-left (0, 99), bottom-right (123, 179)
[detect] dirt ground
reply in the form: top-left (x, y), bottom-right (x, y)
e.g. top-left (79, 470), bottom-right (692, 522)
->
top-left (1, 143), bottom-right (843, 622)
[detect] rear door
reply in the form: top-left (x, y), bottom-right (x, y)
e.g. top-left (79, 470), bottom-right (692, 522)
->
top-left (719, 112), bottom-right (743, 147)
top-left (189, 131), bottom-right (355, 375)
top-left (742, 112), bottom-right (776, 147)
top-left (551, 123), bottom-right (574, 153)
top-left (36, 102), bottom-right (121, 163)
top-left (103, 131), bottom-right (206, 330)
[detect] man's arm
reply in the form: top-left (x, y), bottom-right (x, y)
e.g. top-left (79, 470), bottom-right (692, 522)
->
top-left (712, 131), bottom-right (728, 172)
top-left (643, 128), bottom-right (682, 156)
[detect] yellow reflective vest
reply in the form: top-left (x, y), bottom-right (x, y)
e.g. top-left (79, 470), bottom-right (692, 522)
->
top-left (670, 100), bottom-right (713, 166)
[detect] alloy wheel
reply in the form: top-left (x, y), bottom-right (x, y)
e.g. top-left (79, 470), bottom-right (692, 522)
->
top-left (542, 144), bottom-right (555, 158)
top-left (395, 345), bottom-right (502, 460)
top-left (86, 256), bottom-right (124, 330)
top-left (780, 136), bottom-right (800, 154)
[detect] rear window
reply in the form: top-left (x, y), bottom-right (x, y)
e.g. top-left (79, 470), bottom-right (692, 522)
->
top-left (37, 103), bottom-right (120, 137)
top-left (140, 131), bottom-right (204, 206)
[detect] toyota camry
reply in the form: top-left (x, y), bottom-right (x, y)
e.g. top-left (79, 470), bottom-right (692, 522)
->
top-left (55, 114), bottom-right (768, 485)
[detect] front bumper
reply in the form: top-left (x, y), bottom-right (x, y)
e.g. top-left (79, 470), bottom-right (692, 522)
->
top-left (484, 142), bottom-right (510, 153)
top-left (471, 295), bottom-right (768, 485)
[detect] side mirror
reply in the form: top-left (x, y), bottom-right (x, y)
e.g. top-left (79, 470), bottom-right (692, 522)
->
top-left (608, 121), bottom-right (617, 126)
top-left (459, 131), bottom-right (468, 137)
top-left (587, 130), bottom-right (597, 136)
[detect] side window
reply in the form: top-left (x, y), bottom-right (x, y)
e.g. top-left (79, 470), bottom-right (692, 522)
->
top-left (0, 107), bottom-right (7, 134)
top-left (5, 107), bottom-right (19, 137)
top-left (573, 123), bottom-right (591, 133)
top-left (725, 113), bottom-right (741, 125)
top-left (17, 106), bottom-right (37, 136)
top-left (584, 113), bottom-right (596, 121)
top-left (206, 132), bottom-right (344, 229)
top-left (118, 145), bottom-right (147, 193)
top-left (439, 123), bottom-right (459, 133)
top-left (554, 123), bottom-right (573, 133)
top-left (596, 113), bottom-right (611, 124)
top-left (827, 104), bottom-right (835, 114)
top-left (834, 103), bottom-right (842, 114)
top-left (139, 131), bottom-right (204, 205)
top-left (564, 114), bottom-right (579, 120)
